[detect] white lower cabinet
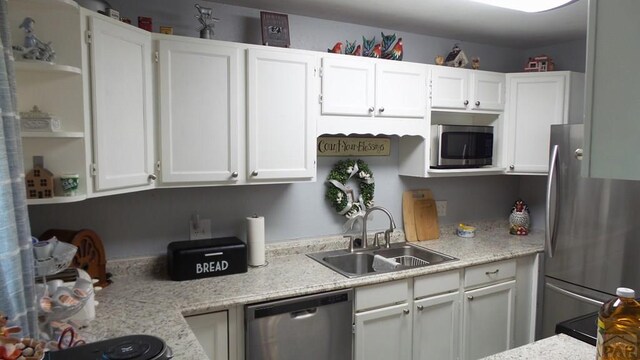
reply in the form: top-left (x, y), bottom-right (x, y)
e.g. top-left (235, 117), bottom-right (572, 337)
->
top-left (185, 307), bottom-right (242, 360)
top-left (354, 303), bottom-right (412, 360)
top-left (413, 291), bottom-right (460, 360)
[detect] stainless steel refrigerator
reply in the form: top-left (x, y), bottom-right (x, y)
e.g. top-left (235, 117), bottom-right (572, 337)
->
top-left (539, 124), bottom-right (640, 338)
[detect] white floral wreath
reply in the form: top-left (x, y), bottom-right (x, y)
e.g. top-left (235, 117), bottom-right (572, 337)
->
top-left (325, 159), bottom-right (375, 230)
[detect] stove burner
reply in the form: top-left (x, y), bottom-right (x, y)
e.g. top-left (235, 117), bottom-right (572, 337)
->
top-left (48, 334), bottom-right (172, 360)
top-left (104, 340), bottom-right (150, 359)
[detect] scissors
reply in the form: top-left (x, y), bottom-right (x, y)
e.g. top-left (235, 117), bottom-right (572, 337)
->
top-left (57, 326), bottom-right (86, 350)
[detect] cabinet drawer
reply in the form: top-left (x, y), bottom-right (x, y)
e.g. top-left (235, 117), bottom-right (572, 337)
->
top-left (356, 279), bottom-right (409, 311)
top-left (414, 270), bottom-right (460, 299)
top-left (464, 259), bottom-right (516, 289)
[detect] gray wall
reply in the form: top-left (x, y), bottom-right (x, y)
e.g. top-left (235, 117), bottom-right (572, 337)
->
top-left (106, 0), bottom-right (524, 72)
top-left (28, 1), bottom-right (585, 259)
top-left (29, 139), bottom-right (522, 259)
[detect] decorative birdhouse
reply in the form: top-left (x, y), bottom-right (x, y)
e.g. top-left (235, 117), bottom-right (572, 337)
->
top-left (25, 156), bottom-right (54, 199)
top-left (524, 54), bottom-right (555, 72)
top-left (445, 44), bottom-right (468, 68)
top-left (509, 199), bottom-right (530, 235)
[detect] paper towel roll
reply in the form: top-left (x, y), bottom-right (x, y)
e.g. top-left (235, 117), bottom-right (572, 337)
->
top-left (247, 216), bottom-right (266, 266)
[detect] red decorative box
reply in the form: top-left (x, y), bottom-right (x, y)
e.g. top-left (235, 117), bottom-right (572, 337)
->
top-left (138, 16), bottom-right (152, 32)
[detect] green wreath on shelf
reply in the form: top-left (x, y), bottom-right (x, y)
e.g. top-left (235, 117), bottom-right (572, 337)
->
top-left (325, 159), bottom-right (375, 219)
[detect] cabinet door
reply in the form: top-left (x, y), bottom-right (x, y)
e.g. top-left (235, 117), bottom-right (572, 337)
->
top-left (158, 40), bottom-right (240, 183)
top-left (413, 292), bottom-right (460, 360)
top-left (462, 280), bottom-right (516, 360)
top-left (185, 311), bottom-right (228, 360)
top-left (430, 67), bottom-right (469, 110)
top-left (375, 61), bottom-right (427, 118)
top-left (471, 72), bottom-right (505, 111)
top-left (506, 73), bottom-right (566, 173)
top-left (584, 0), bottom-right (640, 180)
top-left (88, 16), bottom-right (154, 191)
top-left (247, 49), bottom-right (317, 180)
top-left (354, 303), bottom-right (412, 360)
top-left (321, 57), bottom-right (375, 116)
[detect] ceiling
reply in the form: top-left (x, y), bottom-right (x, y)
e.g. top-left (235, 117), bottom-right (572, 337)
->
top-left (210, 0), bottom-right (588, 48)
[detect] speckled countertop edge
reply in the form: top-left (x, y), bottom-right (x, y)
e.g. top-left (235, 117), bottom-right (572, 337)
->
top-left (92, 220), bottom-right (545, 358)
top-left (480, 334), bottom-right (595, 359)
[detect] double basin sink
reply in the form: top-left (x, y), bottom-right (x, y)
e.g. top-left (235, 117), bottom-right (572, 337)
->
top-left (307, 242), bottom-right (457, 278)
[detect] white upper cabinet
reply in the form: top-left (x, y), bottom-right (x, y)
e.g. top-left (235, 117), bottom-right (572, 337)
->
top-left (375, 61), bottom-right (428, 118)
top-left (431, 67), bottom-right (505, 112)
top-left (584, 0), bottom-right (640, 180)
top-left (321, 56), bottom-right (375, 116)
top-left (505, 72), bottom-right (584, 174)
top-left (321, 56), bottom-right (427, 118)
top-left (157, 38), bottom-right (241, 184)
top-left (246, 48), bottom-right (318, 181)
top-left (87, 15), bottom-right (155, 192)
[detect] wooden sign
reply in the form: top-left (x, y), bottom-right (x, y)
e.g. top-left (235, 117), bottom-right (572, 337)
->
top-left (317, 137), bottom-right (390, 156)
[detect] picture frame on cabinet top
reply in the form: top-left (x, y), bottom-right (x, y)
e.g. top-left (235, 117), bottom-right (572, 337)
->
top-left (260, 11), bottom-right (290, 48)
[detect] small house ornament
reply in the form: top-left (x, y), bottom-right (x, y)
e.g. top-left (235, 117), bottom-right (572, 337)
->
top-left (445, 43), bottom-right (468, 68)
top-left (509, 199), bottom-right (530, 235)
top-left (524, 54), bottom-right (555, 72)
top-left (25, 156), bottom-right (54, 199)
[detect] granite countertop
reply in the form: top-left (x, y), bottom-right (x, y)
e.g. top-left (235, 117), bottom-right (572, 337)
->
top-left (480, 334), bottom-right (595, 359)
top-left (89, 221), bottom-right (544, 358)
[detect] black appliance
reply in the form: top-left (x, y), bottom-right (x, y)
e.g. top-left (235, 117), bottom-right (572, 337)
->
top-left (430, 124), bottom-right (494, 168)
top-left (167, 237), bottom-right (247, 281)
top-left (47, 334), bottom-right (172, 359)
top-left (555, 312), bottom-right (598, 346)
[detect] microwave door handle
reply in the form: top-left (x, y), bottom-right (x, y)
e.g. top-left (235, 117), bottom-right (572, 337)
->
top-left (545, 145), bottom-right (560, 258)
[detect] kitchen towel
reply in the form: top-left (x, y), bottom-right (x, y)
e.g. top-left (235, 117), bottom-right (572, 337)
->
top-left (246, 215), bottom-right (266, 266)
top-left (372, 255), bottom-right (399, 272)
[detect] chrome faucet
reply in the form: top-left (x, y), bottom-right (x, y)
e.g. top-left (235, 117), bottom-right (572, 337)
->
top-left (362, 206), bottom-right (396, 248)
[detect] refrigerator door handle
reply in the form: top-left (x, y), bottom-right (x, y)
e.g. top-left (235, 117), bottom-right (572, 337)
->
top-left (546, 145), bottom-right (560, 258)
top-left (546, 283), bottom-right (604, 307)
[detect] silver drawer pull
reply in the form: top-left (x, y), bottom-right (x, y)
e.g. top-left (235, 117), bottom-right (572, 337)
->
top-left (485, 269), bottom-right (500, 275)
top-left (417, 305), bottom-right (424, 311)
top-left (205, 252), bottom-right (224, 257)
top-left (403, 309), bottom-right (410, 315)
top-left (467, 295), bottom-right (474, 300)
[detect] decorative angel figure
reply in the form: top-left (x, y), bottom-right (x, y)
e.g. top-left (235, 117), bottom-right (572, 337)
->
top-left (195, 4), bottom-right (220, 39)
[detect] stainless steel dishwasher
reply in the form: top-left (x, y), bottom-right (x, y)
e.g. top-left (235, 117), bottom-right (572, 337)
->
top-left (245, 288), bottom-right (353, 360)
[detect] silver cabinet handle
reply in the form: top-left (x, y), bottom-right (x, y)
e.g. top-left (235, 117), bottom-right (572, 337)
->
top-left (231, 171), bottom-right (239, 178)
top-left (467, 295), bottom-right (474, 300)
top-left (509, 165), bottom-right (515, 170)
top-left (368, 106), bottom-right (375, 112)
top-left (251, 171), bottom-right (258, 176)
top-left (417, 305), bottom-right (424, 311)
top-left (545, 283), bottom-right (604, 307)
top-left (148, 174), bottom-right (157, 181)
top-left (546, 145), bottom-right (560, 258)
top-left (403, 309), bottom-right (410, 315)
top-left (574, 148), bottom-right (583, 160)
top-left (485, 269), bottom-right (499, 275)
top-left (378, 107), bottom-right (385, 113)
top-left (475, 101), bottom-right (481, 107)
top-left (463, 100), bottom-right (469, 106)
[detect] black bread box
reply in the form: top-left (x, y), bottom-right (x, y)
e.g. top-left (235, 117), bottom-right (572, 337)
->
top-left (167, 237), bottom-right (247, 281)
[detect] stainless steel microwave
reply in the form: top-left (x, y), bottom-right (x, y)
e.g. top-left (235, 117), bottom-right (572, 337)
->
top-left (430, 125), bottom-right (493, 168)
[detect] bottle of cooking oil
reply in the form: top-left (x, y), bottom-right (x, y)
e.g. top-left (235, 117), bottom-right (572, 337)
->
top-left (596, 287), bottom-right (640, 360)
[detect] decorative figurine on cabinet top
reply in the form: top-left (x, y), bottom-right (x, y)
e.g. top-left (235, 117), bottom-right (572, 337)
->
top-left (328, 42), bottom-right (343, 54)
top-left (471, 57), bottom-right (480, 70)
top-left (344, 40), bottom-right (357, 55)
top-left (509, 199), bottom-right (530, 235)
top-left (445, 43), bottom-right (468, 68)
top-left (13, 17), bottom-right (55, 62)
top-left (524, 54), bottom-right (555, 72)
top-left (195, 3), bottom-right (219, 39)
top-left (362, 36), bottom-right (376, 57)
top-left (384, 37), bottom-right (403, 61)
top-left (380, 32), bottom-right (397, 55)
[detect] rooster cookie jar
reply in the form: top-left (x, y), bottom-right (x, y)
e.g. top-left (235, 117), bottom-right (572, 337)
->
top-left (509, 199), bottom-right (530, 235)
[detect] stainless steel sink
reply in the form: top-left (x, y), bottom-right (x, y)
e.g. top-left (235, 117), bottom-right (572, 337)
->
top-left (307, 243), bottom-right (457, 278)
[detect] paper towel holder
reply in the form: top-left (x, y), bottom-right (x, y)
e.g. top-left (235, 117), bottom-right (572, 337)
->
top-left (247, 214), bottom-right (269, 268)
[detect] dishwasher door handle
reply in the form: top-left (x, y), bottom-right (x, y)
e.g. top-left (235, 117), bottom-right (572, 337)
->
top-left (290, 307), bottom-right (318, 319)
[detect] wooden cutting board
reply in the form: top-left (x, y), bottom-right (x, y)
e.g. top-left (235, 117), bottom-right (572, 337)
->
top-left (402, 189), bottom-right (439, 241)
